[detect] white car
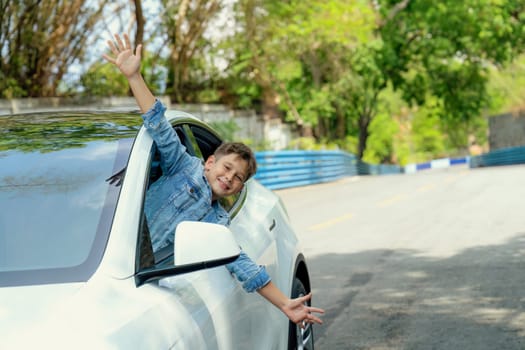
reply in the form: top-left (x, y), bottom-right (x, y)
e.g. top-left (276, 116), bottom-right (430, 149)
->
top-left (0, 110), bottom-right (315, 349)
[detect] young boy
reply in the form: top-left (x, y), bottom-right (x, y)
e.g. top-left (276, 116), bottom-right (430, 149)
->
top-left (103, 33), bottom-right (324, 328)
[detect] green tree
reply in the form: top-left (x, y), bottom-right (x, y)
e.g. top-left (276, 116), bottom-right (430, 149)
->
top-left (221, 0), bottom-right (375, 137)
top-left (160, 0), bottom-right (223, 103)
top-left (376, 0), bottom-right (525, 149)
top-left (81, 62), bottom-right (129, 96)
top-left (221, 0), bottom-right (525, 160)
top-left (362, 85), bottom-right (406, 163)
top-left (82, 51), bottom-right (166, 97)
top-left (411, 99), bottom-right (446, 161)
top-left (486, 54), bottom-right (525, 115)
top-left (0, 0), bottom-right (111, 98)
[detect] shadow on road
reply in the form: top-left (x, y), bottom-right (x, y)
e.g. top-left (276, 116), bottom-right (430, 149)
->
top-left (309, 232), bottom-right (525, 349)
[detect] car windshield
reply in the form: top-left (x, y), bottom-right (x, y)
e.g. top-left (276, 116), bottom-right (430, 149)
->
top-left (0, 113), bottom-right (139, 286)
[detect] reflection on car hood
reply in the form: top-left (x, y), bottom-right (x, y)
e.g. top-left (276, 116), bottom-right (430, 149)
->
top-left (0, 111), bottom-right (141, 153)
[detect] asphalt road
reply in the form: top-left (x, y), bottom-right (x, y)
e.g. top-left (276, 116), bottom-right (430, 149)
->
top-left (276, 164), bottom-right (525, 350)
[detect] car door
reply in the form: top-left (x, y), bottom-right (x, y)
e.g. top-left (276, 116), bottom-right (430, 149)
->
top-left (227, 179), bottom-right (288, 348)
top-left (186, 121), bottom-right (286, 349)
top-left (134, 119), bottom-right (256, 349)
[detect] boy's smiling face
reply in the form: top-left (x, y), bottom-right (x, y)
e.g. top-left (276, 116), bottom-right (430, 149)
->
top-left (204, 153), bottom-right (248, 200)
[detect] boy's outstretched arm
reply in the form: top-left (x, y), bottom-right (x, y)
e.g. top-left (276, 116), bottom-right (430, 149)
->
top-left (258, 281), bottom-right (324, 328)
top-left (102, 33), bottom-right (155, 113)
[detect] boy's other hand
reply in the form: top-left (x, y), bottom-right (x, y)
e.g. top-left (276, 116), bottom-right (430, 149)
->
top-left (283, 292), bottom-right (325, 329)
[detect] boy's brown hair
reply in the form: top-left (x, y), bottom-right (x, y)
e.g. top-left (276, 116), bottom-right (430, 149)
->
top-left (214, 142), bottom-right (257, 180)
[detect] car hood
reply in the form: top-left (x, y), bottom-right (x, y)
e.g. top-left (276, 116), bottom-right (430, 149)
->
top-left (0, 282), bottom-right (104, 347)
top-left (0, 275), bottom-right (207, 350)
top-left (1, 278), bottom-right (139, 349)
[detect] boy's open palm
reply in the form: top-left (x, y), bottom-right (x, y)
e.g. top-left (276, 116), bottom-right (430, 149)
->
top-left (103, 33), bottom-right (142, 78)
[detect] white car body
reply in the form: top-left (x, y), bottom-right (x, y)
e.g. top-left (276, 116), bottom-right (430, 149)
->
top-left (0, 110), bottom-right (313, 349)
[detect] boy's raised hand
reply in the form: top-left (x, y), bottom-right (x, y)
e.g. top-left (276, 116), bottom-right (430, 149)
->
top-left (102, 33), bottom-right (155, 112)
top-left (103, 33), bottom-right (142, 78)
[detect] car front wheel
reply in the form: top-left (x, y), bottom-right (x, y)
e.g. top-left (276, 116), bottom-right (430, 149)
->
top-left (287, 277), bottom-right (315, 350)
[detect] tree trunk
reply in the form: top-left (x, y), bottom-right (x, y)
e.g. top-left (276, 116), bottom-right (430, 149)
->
top-left (1, 0), bottom-right (109, 98)
top-left (335, 108), bottom-right (346, 140)
top-left (259, 89), bottom-right (279, 120)
top-left (134, 0), bottom-right (145, 53)
top-left (165, 0), bottom-right (220, 103)
top-left (357, 113), bottom-right (370, 159)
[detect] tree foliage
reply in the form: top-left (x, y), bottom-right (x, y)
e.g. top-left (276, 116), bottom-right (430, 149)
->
top-left (223, 0), bottom-right (376, 136)
top-left (0, 0), bottom-right (111, 98)
top-left (2, 0), bottom-right (525, 163)
top-left (161, 0), bottom-right (223, 103)
top-left (487, 53), bottom-right (525, 114)
top-left (218, 0), bottom-right (524, 159)
top-left (377, 0), bottom-right (525, 119)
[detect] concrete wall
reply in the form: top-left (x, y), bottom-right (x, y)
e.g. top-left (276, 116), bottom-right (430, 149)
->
top-left (489, 110), bottom-right (525, 150)
top-left (0, 96), bottom-right (144, 114)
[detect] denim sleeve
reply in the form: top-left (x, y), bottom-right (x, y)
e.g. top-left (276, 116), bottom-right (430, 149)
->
top-left (225, 250), bottom-right (271, 293)
top-left (142, 100), bottom-right (189, 176)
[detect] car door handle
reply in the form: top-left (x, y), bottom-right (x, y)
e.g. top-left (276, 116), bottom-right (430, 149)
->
top-left (269, 219), bottom-right (276, 231)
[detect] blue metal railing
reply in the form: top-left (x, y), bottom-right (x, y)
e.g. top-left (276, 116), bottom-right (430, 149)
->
top-left (253, 145), bottom-right (525, 191)
top-left (254, 150), bottom-right (403, 190)
top-left (254, 150), bottom-right (357, 190)
top-left (357, 160), bottom-right (404, 175)
top-left (469, 145), bottom-right (525, 168)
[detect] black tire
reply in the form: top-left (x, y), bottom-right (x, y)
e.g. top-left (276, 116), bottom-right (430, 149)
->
top-left (287, 277), bottom-right (315, 350)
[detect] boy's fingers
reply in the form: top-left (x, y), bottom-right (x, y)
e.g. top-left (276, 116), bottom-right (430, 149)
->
top-left (299, 292), bottom-right (312, 302)
top-left (102, 53), bottom-right (115, 64)
top-left (297, 314), bottom-right (323, 328)
top-left (298, 292), bottom-right (310, 300)
top-left (135, 44), bottom-right (142, 59)
top-left (107, 40), bottom-right (118, 55)
top-left (308, 306), bottom-right (325, 314)
top-left (123, 33), bottom-right (132, 49)
top-left (115, 34), bottom-right (125, 50)
top-left (309, 315), bottom-right (323, 324)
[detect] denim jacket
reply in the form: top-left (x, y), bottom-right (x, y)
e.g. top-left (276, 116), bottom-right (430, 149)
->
top-left (142, 100), bottom-right (271, 293)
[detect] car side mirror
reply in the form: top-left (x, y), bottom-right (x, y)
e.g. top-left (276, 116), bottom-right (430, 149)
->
top-left (135, 221), bottom-right (241, 286)
top-left (174, 221), bottom-right (241, 266)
